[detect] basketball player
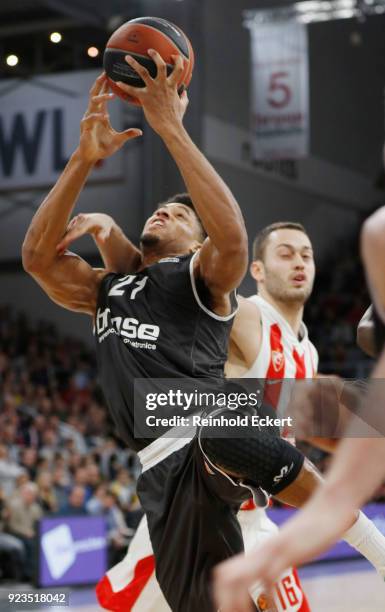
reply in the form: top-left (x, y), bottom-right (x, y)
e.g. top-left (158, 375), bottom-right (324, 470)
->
top-left (22, 57), bottom-right (315, 612)
top-left (56, 213), bottom-right (314, 611)
top-left (212, 206), bottom-right (385, 612)
top-left (60, 214), bottom-right (385, 611)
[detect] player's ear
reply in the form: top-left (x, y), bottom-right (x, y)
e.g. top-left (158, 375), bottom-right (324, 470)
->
top-left (250, 260), bottom-right (264, 283)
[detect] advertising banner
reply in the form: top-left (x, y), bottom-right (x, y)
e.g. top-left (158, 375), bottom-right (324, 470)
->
top-left (247, 21), bottom-right (309, 160)
top-left (39, 515), bottom-right (107, 586)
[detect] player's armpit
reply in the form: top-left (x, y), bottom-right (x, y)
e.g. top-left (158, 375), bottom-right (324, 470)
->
top-left (25, 250), bottom-right (107, 316)
top-left (225, 340), bottom-right (249, 378)
top-left (227, 297), bottom-right (262, 370)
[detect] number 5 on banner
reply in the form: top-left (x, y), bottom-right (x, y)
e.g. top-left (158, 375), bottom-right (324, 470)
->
top-left (268, 72), bottom-right (291, 109)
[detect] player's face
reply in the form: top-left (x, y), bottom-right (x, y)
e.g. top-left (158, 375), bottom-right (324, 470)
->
top-left (140, 203), bottom-right (202, 250)
top-left (253, 229), bottom-right (315, 303)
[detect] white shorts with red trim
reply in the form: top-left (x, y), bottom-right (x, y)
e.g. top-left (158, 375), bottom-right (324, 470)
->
top-left (96, 506), bottom-right (311, 612)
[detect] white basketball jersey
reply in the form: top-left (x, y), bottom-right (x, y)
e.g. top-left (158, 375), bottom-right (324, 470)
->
top-left (244, 295), bottom-right (319, 416)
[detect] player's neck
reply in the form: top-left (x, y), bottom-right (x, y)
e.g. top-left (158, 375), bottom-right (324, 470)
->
top-left (260, 292), bottom-right (304, 338)
top-left (140, 246), bottom-right (185, 269)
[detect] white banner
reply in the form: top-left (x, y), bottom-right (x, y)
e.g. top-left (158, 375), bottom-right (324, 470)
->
top-left (0, 70), bottom-right (139, 190)
top-left (248, 21), bottom-right (309, 160)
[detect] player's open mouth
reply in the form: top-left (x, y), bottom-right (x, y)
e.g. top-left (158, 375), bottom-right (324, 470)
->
top-left (149, 219), bottom-right (166, 229)
top-left (292, 275), bottom-right (306, 283)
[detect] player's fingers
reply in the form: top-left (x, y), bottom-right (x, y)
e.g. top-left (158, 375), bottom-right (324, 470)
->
top-left (147, 48), bottom-right (167, 80)
top-left (116, 127), bottom-right (143, 143)
top-left (87, 73), bottom-right (106, 109)
top-left (180, 88), bottom-right (189, 103)
top-left (56, 213), bottom-right (97, 251)
top-left (168, 54), bottom-right (184, 86)
top-left (88, 93), bottom-right (115, 113)
top-left (65, 215), bottom-right (84, 234)
top-left (98, 81), bottom-right (111, 111)
top-left (217, 587), bottom-right (253, 612)
top-left (81, 113), bottom-right (109, 130)
top-left (124, 54), bottom-right (153, 86)
top-left (89, 73), bottom-right (105, 94)
top-left (100, 79), bottom-right (108, 94)
top-left (56, 228), bottom-right (83, 253)
top-left (116, 81), bottom-right (145, 100)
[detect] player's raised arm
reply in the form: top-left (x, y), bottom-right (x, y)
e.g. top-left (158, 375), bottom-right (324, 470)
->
top-left (116, 51), bottom-right (248, 302)
top-left (56, 213), bottom-right (141, 274)
top-left (22, 74), bottom-right (142, 315)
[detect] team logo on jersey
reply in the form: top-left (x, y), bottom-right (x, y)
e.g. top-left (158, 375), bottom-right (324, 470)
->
top-left (158, 257), bottom-right (180, 263)
top-left (95, 307), bottom-right (160, 350)
top-left (273, 462), bottom-right (294, 483)
top-left (271, 349), bottom-right (284, 372)
top-left (257, 593), bottom-right (276, 611)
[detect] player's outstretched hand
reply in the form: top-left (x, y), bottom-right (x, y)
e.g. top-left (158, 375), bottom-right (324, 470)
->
top-left (212, 543), bottom-right (281, 612)
top-left (287, 375), bottom-right (352, 439)
top-left (77, 73), bottom-right (142, 163)
top-left (116, 51), bottom-right (189, 137)
top-left (56, 213), bottom-right (115, 255)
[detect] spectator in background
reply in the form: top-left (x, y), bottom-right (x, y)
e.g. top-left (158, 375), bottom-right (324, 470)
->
top-left (6, 483), bottom-right (42, 580)
top-left (102, 491), bottom-right (134, 566)
top-left (39, 429), bottom-right (60, 463)
top-left (60, 486), bottom-right (88, 516)
top-left (0, 486), bottom-right (26, 580)
top-left (86, 463), bottom-right (102, 493)
top-left (19, 448), bottom-right (38, 480)
top-left (87, 484), bottom-right (108, 516)
top-left (36, 471), bottom-right (58, 514)
top-left (0, 445), bottom-right (26, 497)
top-left (52, 466), bottom-right (71, 510)
top-left (72, 467), bottom-right (93, 502)
top-left (110, 468), bottom-right (135, 511)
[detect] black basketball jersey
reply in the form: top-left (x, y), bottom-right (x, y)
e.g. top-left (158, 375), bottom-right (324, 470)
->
top-left (93, 253), bottom-right (237, 451)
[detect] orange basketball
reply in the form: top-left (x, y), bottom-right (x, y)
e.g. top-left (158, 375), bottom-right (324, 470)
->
top-left (103, 17), bottom-right (194, 105)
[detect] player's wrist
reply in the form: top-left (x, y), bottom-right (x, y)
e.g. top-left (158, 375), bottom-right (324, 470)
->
top-left (72, 147), bottom-right (98, 167)
top-left (157, 118), bottom-right (186, 142)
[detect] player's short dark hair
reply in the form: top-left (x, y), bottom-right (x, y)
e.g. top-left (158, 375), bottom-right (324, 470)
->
top-left (252, 222), bottom-right (308, 262)
top-left (159, 192), bottom-right (207, 241)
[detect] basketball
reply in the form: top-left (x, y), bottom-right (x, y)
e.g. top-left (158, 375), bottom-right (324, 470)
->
top-left (103, 17), bottom-right (194, 105)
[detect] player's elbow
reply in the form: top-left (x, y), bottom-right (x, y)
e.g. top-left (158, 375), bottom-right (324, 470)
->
top-left (223, 226), bottom-right (248, 264)
top-left (223, 239), bottom-right (249, 277)
top-left (22, 244), bottom-right (38, 273)
top-left (361, 208), bottom-right (385, 263)
top-left (21, 243), bottom-right (47, 275)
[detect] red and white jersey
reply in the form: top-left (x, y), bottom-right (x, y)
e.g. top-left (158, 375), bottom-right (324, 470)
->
top-left (244, 295), bottom-right (318, 416)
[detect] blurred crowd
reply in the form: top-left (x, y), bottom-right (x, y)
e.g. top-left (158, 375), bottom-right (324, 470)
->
top-left (0, 239), bottom-right (379, 581)
top-left (306, 243), bottom-right (372, 377)
top-left (0, 305), bottom-right (142, 581)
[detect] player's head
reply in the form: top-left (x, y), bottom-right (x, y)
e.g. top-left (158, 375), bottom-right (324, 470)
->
top-left (251, 222), bottom-right (315, 304)
top-left (140, 193), bottom-right (206, 254)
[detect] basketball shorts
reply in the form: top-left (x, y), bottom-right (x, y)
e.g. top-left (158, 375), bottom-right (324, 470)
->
top-left (128, 426), bottom-right (303, 612)
top-left (96, 507), bottom-right (311, 612)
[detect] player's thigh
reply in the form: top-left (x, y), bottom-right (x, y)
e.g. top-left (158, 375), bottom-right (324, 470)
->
top-left (136, 442), bottom-right (246, 612)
